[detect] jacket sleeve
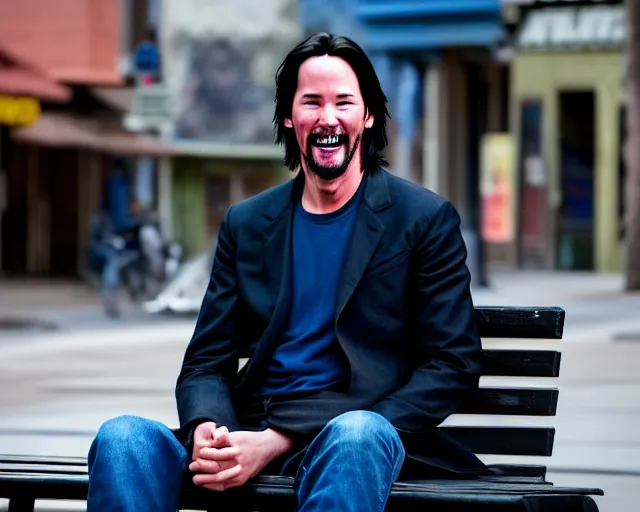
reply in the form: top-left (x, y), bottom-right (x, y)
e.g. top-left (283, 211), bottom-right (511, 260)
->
top-left (369, 201), bottom-right (483, 433)
top-left (175, 206), bottom-right (242, 435)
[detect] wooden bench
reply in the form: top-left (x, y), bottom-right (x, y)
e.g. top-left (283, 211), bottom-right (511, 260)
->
top-left (0, 306), bottom-right (604, 511)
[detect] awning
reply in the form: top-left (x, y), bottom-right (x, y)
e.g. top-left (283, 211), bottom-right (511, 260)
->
top-left (11, 112), bottom-right (174, 156)
top-left (353, 0), bottom-right (504, 51)
top-left (0, 45), bottom-right (71, 102)
top-left (91, 86), bottom-right (134, 113)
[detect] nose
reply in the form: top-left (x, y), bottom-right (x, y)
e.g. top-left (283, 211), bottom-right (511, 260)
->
top-left (318, 104), bottom-right (338, 127)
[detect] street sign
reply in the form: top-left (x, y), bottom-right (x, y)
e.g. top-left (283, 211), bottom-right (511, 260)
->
top-left (131, 84), bottom-right (172, 119)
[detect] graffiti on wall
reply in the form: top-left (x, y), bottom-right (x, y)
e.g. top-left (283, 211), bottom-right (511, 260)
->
top-left (173, 37), bottom-right (275, 144)
top-left (164, 0), bottom-right (301, 146)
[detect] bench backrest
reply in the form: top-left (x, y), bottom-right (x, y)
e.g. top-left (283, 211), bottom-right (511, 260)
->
top-left (443, 306), bottom-right (563, 459)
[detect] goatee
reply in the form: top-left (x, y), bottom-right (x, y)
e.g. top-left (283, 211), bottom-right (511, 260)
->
top-left (305, 135), bottom-right (360, 181)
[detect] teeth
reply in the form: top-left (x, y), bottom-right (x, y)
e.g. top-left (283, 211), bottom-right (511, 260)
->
top-left (318, 135), bottom-right (339, 145)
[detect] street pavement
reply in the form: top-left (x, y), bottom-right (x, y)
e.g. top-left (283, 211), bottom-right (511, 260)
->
top-left (1, 271), bottom-right (639, 511)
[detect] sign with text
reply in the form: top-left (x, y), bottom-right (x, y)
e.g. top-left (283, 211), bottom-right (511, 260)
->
top-left (518, 3), bottom-right (625, 50)
top-left (481, 134), bottom-right (516, 244)
top-left (0, 96), bottom-right (40, 126)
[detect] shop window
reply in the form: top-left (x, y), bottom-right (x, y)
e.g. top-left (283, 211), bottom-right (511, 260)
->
top-left (557, 91), bottom-right (595, 271)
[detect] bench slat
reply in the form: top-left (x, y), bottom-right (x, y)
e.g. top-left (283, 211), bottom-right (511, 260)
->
top-left (0, 472), bottom-right (603, 509)
top-left (459, 387), bottom-right (559, 416)
top-left (0, 464), bottom-right (87, 475)
top-left (475, 307), bottom-right (564, 339)
top-left (487, 464), bottom-right (547, 479)
top-left (0, 463), bottom-right (550, 481)
top-left (441, 426), bottom-right (555, 456)
top-left (0, 456), bottom-right (87, 466)
top-left (482, 350), bottom-right (561, 377)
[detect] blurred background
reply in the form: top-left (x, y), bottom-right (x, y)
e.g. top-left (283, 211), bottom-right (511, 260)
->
top-left (0, 0), bottom-right (639, 510)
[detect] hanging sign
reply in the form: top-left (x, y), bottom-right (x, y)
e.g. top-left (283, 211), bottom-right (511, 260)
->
top-left (481, 134), bottom-right (516, 244)
top-left (518, 3), bottom-right (625, 50)
top-left (0, 95), bottom-right (40, 126)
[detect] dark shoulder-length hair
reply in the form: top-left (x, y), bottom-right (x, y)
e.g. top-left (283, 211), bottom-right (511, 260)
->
top-left (274, 32), bottom-right (390, 173)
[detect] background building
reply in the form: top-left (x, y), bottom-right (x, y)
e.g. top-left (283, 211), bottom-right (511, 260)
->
top-left (509, 0), bottom-right (625, 273)
top-left (0, 0), bottom-right (172, 279)
top-left (158, 0), bottom-right (300, 257)
top-left (300, 0), bottom-right (508, 284)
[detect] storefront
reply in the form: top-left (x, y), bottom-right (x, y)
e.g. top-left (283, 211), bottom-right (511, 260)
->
top-left (511, 0), bottom-right (625, 272)
top-left (170, 153), bottom-right (287, 257)
top-left (0, 44), bottom-right (71, 276)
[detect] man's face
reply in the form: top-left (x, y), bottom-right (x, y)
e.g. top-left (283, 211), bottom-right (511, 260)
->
top-left (285, 55), bottom-right (374, 181)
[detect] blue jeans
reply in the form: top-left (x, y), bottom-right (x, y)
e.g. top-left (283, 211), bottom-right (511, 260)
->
top-left (87, 410), bottom-right (405, 512)
top-left (91, 244), bottom-right (120, 294)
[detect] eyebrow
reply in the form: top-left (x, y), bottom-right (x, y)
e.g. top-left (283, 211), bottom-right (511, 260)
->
top-left (301, 93), bottom-right (356, 99)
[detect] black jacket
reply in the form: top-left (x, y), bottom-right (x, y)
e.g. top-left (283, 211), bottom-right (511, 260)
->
top-left (176, 168), bottom-right (489, 477)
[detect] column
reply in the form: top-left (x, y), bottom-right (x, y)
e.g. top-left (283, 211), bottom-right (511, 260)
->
top-left (422, 59), bottom-right (445, 194)
top-left (157, 156), bottom-right (173, 239)
top-left (394, 61), bottom-right (420, 182)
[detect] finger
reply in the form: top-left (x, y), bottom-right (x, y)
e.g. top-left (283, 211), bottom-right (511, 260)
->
top-left (203, 483), bottom-right (226, 492)
top-left (192, 440), bottom-right (212, 462)
top-left (199, 446), bottom-right (241, 460)
top-left (195, 423), bottom-right (216, 443)
top-left (212, 426), bottom-right (230, 446)
top-left (221, 477), bottom-right (247, 490)
top-left (192, 464), bottom-right (243, 486)
top-left (194, 440), bottom-right (213, 452)
top-left (190, 459), bottom-right (222, 474)
top-left (189, 459), bottom-right (217, 473)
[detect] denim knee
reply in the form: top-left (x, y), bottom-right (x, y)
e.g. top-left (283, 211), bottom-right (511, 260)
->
top-left (91, 415), bottom-right (184, 460)
top-left (87, 416), bottom-right (188, 512)
top-left (95, 415), bottom-right (155, 447)
top-left (327, 411), bottom-right (396, 438)
top-left (326, 411), bottom-right (404, 457)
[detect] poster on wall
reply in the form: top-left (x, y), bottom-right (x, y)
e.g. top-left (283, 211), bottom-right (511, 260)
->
top-left (163, 0), bottom-right (301, 146)
top-left (481, 133), bottom-right (516, 244)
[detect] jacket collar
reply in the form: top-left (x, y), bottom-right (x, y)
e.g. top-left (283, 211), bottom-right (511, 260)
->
top-left (262, 166), bottom-right (392, 221)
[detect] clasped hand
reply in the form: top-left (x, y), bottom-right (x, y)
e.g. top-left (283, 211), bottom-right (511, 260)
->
top-left (189, 422), bottom-right (293, 492)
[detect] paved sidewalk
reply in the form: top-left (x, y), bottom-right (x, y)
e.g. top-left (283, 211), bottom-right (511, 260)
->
top-left (1, 271), bottom-right (639, 511)
top-left (0, 279), bottom-right (196, 348)
top-left (3, 271), bottom-right (640, 341)
top-left (472, 271), bottom-right (640, 342)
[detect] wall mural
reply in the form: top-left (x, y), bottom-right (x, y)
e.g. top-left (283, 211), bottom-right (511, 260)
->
top-left (163, 0), bottom-right (301, 146)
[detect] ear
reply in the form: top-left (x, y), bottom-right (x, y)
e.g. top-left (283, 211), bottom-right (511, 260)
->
top-left (284, 118), bottom-right (293, 128)
top-left (364, 112), bottom-right (374, 129)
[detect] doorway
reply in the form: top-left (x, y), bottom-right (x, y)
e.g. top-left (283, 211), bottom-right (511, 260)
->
top-left (557, 91), bottom-right (595, 271)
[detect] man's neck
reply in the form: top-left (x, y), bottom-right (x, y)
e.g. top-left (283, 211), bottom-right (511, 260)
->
top-left (300, 165), bottom-right (364, 215)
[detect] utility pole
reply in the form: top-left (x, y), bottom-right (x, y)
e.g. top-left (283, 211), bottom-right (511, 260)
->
top-left (625, 0), bottom-right (640, 290)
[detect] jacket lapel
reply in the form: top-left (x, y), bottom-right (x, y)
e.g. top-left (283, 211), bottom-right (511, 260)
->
top-left (335, 169), bottom-right (392, 322)
top-left (242, 175), bottom-right (300, 383)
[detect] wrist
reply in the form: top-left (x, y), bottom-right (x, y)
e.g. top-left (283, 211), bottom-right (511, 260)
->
top-left (261, 428), bottom-right (294, 458)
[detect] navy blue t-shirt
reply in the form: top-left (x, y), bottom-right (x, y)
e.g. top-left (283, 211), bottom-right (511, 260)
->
top-left (259, 183), bottom-right (363, 396)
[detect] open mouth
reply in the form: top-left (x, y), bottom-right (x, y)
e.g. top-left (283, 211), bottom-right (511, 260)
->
top-left (310, 134), bottom-right (347, 149)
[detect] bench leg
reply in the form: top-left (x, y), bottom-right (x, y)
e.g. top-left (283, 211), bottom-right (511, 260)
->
top-left (8, 497), bottom-right (36, 512)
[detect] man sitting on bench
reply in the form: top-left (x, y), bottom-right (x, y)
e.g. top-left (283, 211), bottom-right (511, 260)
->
top-left (87, 32), bottom-right (490, 512)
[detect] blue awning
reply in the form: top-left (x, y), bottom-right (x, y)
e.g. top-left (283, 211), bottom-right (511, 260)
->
top-left (362, 20), bottom-right (503, 51)
top-left (356, 0), bottom-right (501, 21)
top-left (355, 0), bottom-right (503, 51)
